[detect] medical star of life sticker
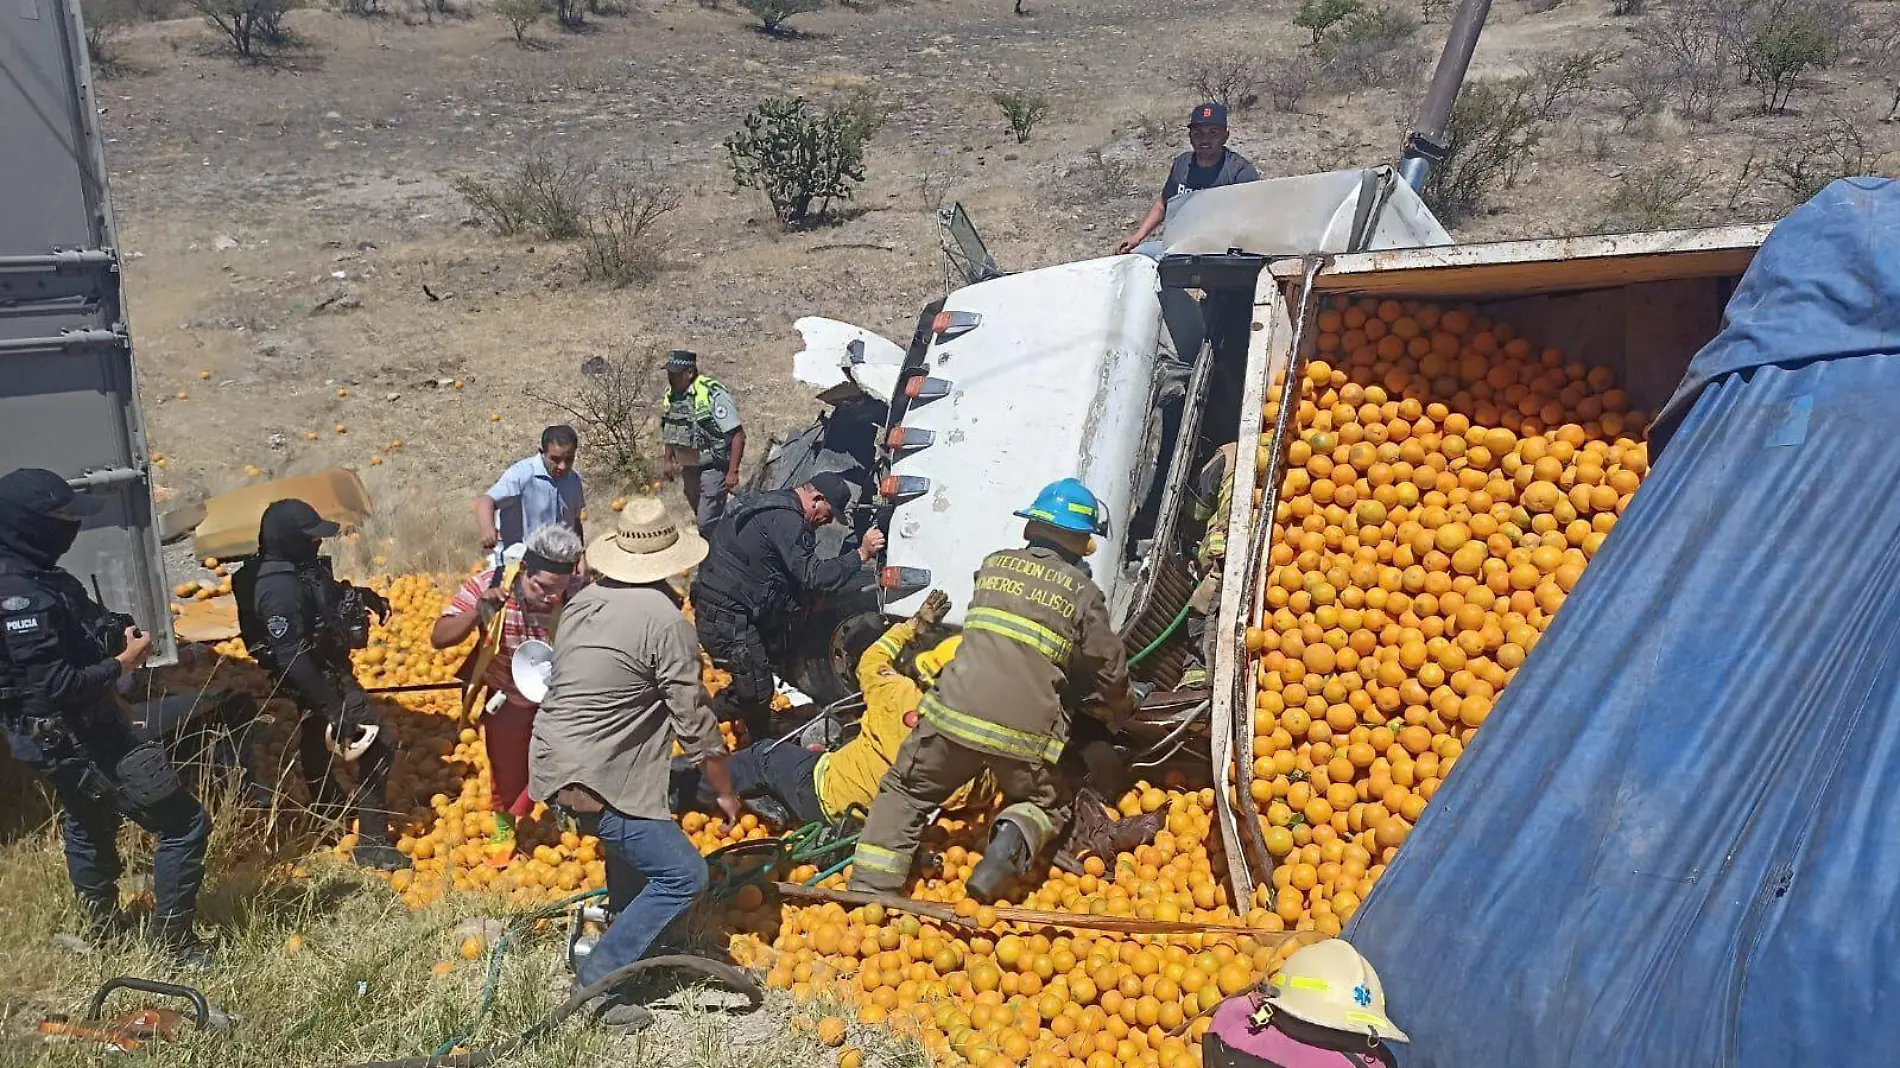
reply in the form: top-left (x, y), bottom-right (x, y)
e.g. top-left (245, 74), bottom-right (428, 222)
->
top-left (267, 616), bottom-right (290, 640)
top-left (1, 596), bottom-right (29, 612)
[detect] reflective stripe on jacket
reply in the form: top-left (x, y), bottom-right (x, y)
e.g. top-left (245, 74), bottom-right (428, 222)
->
top-left (659, 375), bottom-right (729, 454)
top-left (922, 542), bottom-right (1132, 764)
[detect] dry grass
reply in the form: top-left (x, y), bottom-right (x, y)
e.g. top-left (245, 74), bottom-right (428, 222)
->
top-left (0, 764), bottom-right (835, 1068)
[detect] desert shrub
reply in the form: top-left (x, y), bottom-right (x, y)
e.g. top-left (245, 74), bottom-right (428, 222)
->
top-left (1632, 0), bottom-right (1736, 122)
top-left (830, 85), bottom-right (889, 143)
top-left (527, 349), bottom-right (661, 489)
top-left (1740, 0), bottom-right (1848, 113)
top-left (738, 0), bottom-right (821, 33)
top-left (453, 148), bottom-right (592, 239)
top-left (81, 0), bottom-right (135, 71)
top-left (1764, 115), bottom-right (1871, 204)
top-left (1295, 0), bottom-right (1361, 45)
top-left (1865, 15), bottom-right (1900, 121)
top-left (993, 89), bottom-right (1050, 143)
top-left (491, 0), bottom-right (541, 41)
top-left (725, 95), bottom-right (872, 225)
top-left (188, 0), bottom-right (301, 58)
top-left (1264, 48), bottom-right (1321, 109)
top-left (581, 177), bottom-right (681, 288)
top-left (1177, 49), bottom-right (1264, 111)
top-left (1418, 0), bottom-right (1449, 22)
top-left (1597, 163), bottom-right (1707, 230)
top-left (551, 0), bottom-right (583, 27)
top-left (1422, 56), bottom-right (1597, 223)
top-left (332, 0), bottom-right (383, 16)
top-left (1610, 48), bottom-right (1672, 127)
top-left (1315, 5), bottom-right (1423, 89)
top-left (1611, 0), bottom-right (1642, 13)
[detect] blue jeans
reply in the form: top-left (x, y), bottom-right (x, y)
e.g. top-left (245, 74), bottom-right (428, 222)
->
top-left (5, 726), bottom-right (210, 921)
top-left (581, 809), bottom-right (709, 988)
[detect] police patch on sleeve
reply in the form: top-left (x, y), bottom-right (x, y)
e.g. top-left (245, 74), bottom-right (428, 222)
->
top-left (714, 404), bottom-right (730, 419)
top-left (4, 615), bottom-right (41, 635)
top-left (266, 615), bottom-right (291, 640)
top-left (0, 596), bottom-right (29, 612)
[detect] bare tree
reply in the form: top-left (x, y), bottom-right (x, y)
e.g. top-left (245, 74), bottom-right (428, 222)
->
top-left (187, 0), bottom-right (301, 59)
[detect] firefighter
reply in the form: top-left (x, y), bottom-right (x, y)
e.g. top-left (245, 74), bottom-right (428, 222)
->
top-left (848, 478), bottom-right (1133, 903)
top-left (234, 499), bottom-right (403, 870)
top-left (0, 468), bottom-right (213, 965)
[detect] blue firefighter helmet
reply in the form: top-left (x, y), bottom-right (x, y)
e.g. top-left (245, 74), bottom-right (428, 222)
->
top-left (1014, 478), bottom-right (1109, 535)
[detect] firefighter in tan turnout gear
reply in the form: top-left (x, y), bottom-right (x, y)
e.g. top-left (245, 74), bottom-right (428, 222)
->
top-left (849, 478), bottom-right (1133, 904)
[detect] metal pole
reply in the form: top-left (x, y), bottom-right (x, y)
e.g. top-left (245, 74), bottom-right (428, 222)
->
top-left (1398, 0), bottom-right (1494, 191)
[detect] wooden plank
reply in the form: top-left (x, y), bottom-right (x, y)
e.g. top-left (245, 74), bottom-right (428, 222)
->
top-left (775, 882), bottom-right (1298, 940)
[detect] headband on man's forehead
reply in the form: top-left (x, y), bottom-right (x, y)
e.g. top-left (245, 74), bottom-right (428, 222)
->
top-left (521, 549), bottom-right (577, 575)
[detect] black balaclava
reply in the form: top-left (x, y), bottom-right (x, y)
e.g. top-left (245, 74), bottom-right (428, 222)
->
top-left (257, 501), bottom-right (323, 565)
top-left (0, 469), bottom-right (86, 569)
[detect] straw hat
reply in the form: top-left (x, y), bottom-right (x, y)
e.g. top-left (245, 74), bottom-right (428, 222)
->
top-left (585, 497), bottom-right (708, 583)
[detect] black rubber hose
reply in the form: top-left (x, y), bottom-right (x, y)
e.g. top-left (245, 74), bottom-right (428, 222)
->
top-left (343, 955), bottom-right (764, 1068)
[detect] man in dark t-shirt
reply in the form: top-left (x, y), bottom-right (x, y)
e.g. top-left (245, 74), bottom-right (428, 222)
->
top-left (1114, 102), bottom-right (1260, 256)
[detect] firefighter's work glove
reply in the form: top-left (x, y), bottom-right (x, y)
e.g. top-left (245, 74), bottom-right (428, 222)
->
top-left (914, 589), bottom-right (951, 628)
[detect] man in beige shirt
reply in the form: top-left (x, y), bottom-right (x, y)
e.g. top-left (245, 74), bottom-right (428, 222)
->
top-left (528, 499), bottom-right (740, 1033)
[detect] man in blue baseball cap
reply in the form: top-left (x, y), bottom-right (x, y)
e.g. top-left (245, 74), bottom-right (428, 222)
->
top-left (848, 477), bottom-right (1132, 904)
top-left (1114, 101), bottom-right (1261, 256)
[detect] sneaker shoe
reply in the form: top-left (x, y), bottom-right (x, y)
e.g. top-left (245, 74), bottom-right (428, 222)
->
top-left (149, 913), bottom-right (217, 971)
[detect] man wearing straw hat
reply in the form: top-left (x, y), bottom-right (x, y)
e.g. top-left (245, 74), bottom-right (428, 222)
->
top-left (529, 498), bottom-right (743, 1034)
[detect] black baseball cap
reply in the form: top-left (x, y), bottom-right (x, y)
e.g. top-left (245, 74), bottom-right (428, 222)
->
top-left (262, 498), bottom-right (340, 539)
top-left (1188, 101), bottom-right (1228, 128)
top-left (807, 472), bottom-right (853, 520)
top-left (0, 468), bottom-right (104, 519)
top-left (665, 349), bottom-right (698, 372)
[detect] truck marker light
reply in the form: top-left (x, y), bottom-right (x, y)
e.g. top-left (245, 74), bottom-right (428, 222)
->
top-left (904, 376), bottom-right (953, 403)
top-left (878, 475), bottom-right (930, 502)
top-left (886, 427), bottom-right (936, 451)
top-left (879, 567), bottom-right (932, 592)
top-left (930, 310), bottom-right (982, 339)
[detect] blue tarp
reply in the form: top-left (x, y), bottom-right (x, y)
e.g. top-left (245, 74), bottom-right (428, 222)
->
top-left (1344, 178), bottom-right (1900, 1068)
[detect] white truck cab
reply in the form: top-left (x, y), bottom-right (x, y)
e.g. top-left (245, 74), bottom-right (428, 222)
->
top-left (773, 167), bottom-right (1451, 700)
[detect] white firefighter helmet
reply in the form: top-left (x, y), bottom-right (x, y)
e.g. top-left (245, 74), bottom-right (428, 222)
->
top-left (1265, 938), bottom-right (1409, 1043)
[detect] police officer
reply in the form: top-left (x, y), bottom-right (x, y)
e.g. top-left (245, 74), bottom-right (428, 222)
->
top-left (0, 468), bottom-right (213, 964)
top-left (849, 478), bottom-right (1132, 903)
top-left (659, 349), bottom-right (747, 534)
top-left (235, 499), bottom-right (402, 870)
top-left (691, 472), bottom-right (884, 740)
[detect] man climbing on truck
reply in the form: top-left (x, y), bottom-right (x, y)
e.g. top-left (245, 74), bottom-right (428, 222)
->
top-left (848, 478), bottom-right (1132, 904)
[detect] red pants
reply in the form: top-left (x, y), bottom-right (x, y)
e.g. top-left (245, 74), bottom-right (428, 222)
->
top-left (483, 700), bottom-right (538, 819)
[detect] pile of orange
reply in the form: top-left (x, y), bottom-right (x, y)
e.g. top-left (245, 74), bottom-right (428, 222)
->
top-left (153, 314), bottom-right (1648, 1067)
top-left (1237, 294), bottom-right (1648, 935)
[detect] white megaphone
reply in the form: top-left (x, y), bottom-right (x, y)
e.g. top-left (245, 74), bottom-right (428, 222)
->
top-left (511, 639), bottom-right (555, 705)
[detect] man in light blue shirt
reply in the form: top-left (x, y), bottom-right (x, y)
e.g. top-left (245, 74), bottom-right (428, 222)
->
top-left (476, 425), bottom-right (586, 553)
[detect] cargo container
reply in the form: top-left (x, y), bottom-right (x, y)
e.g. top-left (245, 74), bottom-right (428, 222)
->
top-left (1205, 224), bottom-right (1775, 898)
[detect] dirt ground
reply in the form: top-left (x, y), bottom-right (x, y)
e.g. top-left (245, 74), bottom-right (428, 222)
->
top-left (104, 0), bottom-right (1896, 557)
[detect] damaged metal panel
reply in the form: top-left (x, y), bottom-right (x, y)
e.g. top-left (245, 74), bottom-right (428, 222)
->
top-left (2, 0), bottom-right (172, 662)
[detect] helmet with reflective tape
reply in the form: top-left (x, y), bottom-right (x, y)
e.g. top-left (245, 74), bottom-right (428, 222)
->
top-left (913, 635), bottom-right (961, 686)
top-left (1014, 478), bottom-right (1108, 535)
top-left (1264, 938), bottom-right (1408, 1043)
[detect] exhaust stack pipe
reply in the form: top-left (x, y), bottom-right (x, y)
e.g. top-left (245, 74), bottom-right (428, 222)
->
top-left (1399, 0), bottom-right (1494, 192)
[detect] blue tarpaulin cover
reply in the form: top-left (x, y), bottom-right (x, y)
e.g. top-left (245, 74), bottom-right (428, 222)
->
top-left (1343, 178), bottom-right (1900, 1068)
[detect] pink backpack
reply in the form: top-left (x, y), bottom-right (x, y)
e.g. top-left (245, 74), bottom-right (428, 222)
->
top-left (1204, 991), bottom-right (1399, 1068)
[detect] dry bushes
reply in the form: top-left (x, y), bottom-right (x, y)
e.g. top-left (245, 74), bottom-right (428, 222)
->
top-left (454, 149), bottom-right (680, 287)
top-left (188, 0), bottom-right (301, 59)
top-left (1424, 52), bottom-right (1604, 222)
top-left (526, 348), bottom-right (663, 490)
top-left (1613, 0), bottom-right (1854, 122)
top-left (738, 0), bottom-right (822, 34)
top-left (1596, 162), bottom-right (1708, 230)
top-left (1764, 115), bottom-right (1872, 204)
top-left (1178, 49), bottom-right (1265, 111)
